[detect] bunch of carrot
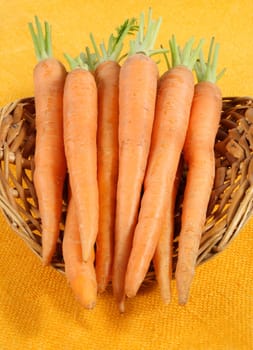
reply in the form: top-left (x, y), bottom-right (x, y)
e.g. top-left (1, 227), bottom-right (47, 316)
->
top-left (28, 9), bottom-right (225, 312)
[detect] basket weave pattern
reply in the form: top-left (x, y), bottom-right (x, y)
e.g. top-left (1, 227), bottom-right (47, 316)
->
top-left (0, 96), bottom-right (253, 275)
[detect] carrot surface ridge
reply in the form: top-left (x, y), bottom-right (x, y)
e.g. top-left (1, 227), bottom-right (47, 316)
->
top-left (125, 36), bottom-right (203, 299)
top-left (29, 17), bottom-right (67, 265)
top-left (175, 38), bottom-right (224, 305)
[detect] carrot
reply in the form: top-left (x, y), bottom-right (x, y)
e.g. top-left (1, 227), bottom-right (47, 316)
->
top-left (112, 9), bottom-right (165, 312)
top-left (63, 55), bottom-right (98, 263)
top-left (94, 61), bottom-right (120, 293)
top-left (28, 17), bottom-right (67, 265)
top-left (87, 19), bottom-right (137, 293)
top-left (175, 38), bottom-right (225, 305)
top-left (125, 36), bottom-right (203, 299)
top-left (153, 157), bottom-right (183, 304)
top-left (63, 189), bottom-right (97, 309)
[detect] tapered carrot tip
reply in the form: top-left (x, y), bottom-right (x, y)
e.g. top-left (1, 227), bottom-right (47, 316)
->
top-left (70, 274), bottom-right (97, 310)
top-left (41, 257), bottom-right (49, 267)
top-left (178, 294), bottom-right (189, 306)
top-left (118, 299), bottom-right (125, 314)
top-left (82, 243), bottom-right (95, 263)
top-left (125, 278), bottom-right (142, 299)
top-left (175, 271), bottom-right (193, 305)
top-left (161, 293), bottom-right (171, 305)
top-left (42, 249), bottom-right (53, 266)
top-left (83, 300), bottom-right (96, 310)
top-left (125, 287), bottom-right (138, 299)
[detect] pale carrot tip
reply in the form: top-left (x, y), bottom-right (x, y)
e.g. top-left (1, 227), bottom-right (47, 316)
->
top-left (125, 288), bottom-right (137, 299)
top-left (41, 254), bottom-right (51, 266)
top-left (75, 294), bottom-right (96, 309)
top-left (162, 295), bottom-right (171, 305)
top-left (42, 242), bottom-right (55, 266)
top-left (83, 300), bottom-right (96, 310)
top-left (159, 285), bottom-right (172, 304)
top-left (82, 249), bottom-right (91, 263)
top-left (125, 280), bottom-right (139, 298)
top-left (175, 268), bottom-right (194, 306)
top-left (119, 300), bottom-right (125, 313)
top-left (178, 296), bottom-right (188, 306)
top-left (70, 274), bottom-right (97, 309)
top-left (177, 288), bottom-right (190, 305)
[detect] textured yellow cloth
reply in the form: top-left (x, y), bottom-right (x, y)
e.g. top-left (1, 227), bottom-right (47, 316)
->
top-left (0, 1), bottom-right (253, 349)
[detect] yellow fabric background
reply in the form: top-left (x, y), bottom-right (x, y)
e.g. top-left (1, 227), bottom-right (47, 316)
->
top-left (0, 1), bottom-right (253, 349)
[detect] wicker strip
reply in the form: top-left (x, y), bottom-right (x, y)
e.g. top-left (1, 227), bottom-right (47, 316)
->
top-left (0, 96), bottom-right (252, 275)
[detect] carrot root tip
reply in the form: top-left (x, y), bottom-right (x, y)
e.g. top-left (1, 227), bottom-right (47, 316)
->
top-left (176, 286), bottom-right (191, 305)
top-left (82, 249), bottom-right (91, 263)
top-left (162, 296), bottom-right (171, 305)
top-left (75, 294), bottom-right (96, 309)
top-left (41, 255), bottom-right (51, 266)
top-left (83, 300), bottom-right (96, 310)
top-left (178, 297), bottom-right (188, 306)
top-left (119, 301), bottom-right (125, 313)
top-left (125, 289), bottom-right (137, 299)
top-left (73, 291), bottom-right (97, 310)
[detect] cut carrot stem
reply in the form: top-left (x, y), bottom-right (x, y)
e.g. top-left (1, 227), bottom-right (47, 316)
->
top-left (112, 8), bottom-right (163, 312)
top-left (125, 35), bottom-right (203, 299)
top-left (63, 192), bottom-right (97, 309)
top-left (175, 38), bottom-right (224, 305)
top-left (63, 55), bottom-right (98, 263)
top-left (28, 16), bottom-right (67, 265)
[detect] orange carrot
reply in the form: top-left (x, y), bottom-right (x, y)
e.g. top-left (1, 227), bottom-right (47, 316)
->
top-left (63, 55), bottom-right (98, 263)
top-left (125, 36), bottom-right (203, 299)
top-left (95, 61), bottom-right (120, 292)
top-left (175, 39), bottom-right (224, 304)
top-left (88, 19), bottom-right (137, 293)
top-left (28, 17), bottom-right (67, 265)
top-left (153, 157), bottom-right (183, 304)
top-left (63, 191), bottom-right (97, 309)
top-left (112, 9), bottom-right (164, 312)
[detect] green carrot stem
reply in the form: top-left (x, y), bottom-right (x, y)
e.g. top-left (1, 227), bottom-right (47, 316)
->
top-left (166, 35), bottom-right (204, 71)
top-left (194, 37), bottom-right (226, 83)
top-left (84, 47), bottom-right (97, 71)
top-left (44, 22), bottom-right (52, 57)
top-left (128, 8), bottom-right (167, 57)
top-left (64, 53), bottom-right (88, 71)
top-left (28, 16), bottom-right (52, 61)
top-left (86, 16), bottom-right (138, 70)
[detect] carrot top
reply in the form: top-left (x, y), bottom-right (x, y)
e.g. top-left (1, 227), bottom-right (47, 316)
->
top-left (85, 17), bottom-right (138, 70)
top-left (28, 16), bottom-right (53, 61)
top-left (79, 48), bottom-right (97, 72)
top-left (64, 53), bottom-right (89, 71)
top-left (164, 35), bottom-right (204, 71)
top-left (127, 8), bottom-right (166, 57)
top-left (194, 37), bottom-right (226, 83)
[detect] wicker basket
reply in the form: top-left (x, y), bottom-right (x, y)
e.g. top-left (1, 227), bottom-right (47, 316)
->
top-left (0, 96), bottom-right (253, 276)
